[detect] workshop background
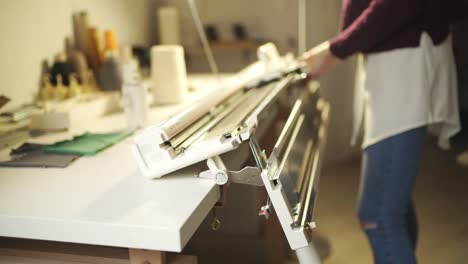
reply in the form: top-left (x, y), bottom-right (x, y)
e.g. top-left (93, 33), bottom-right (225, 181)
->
top-left (0, 0), bottom-right (357, 163)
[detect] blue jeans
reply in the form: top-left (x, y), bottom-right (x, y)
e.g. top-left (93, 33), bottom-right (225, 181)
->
top-left (358, 127), bottom-right (426, 264)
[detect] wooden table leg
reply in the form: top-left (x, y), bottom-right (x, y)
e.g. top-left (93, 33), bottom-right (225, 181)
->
top-left (129, 249), bottom-right (166, 264)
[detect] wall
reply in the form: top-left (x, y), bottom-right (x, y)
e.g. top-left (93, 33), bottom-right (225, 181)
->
top-left (0, 0), bottom-right (152, 110)
top-left (305, 0), bottom-right (360, 163)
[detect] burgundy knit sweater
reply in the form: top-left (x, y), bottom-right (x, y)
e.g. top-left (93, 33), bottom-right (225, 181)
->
top-left (330, 0), bottom-right (468, 59)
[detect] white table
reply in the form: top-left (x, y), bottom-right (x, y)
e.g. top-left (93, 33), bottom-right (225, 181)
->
top-left (0, 75), bottom-right (232, 260)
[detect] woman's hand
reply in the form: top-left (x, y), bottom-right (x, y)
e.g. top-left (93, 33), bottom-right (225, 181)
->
top-left (300, 41), bottom-right (340, 78)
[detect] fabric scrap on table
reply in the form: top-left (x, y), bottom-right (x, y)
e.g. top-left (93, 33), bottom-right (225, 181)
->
top-left (43, 131), bottom-right (132, 156)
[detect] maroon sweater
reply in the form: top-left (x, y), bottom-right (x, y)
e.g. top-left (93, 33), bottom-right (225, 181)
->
top-left (330, 0), bottom-right (468, 59)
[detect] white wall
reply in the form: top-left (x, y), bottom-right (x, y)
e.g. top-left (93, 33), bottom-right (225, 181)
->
top-left (0, 0), bottom-right (151, 109)
top-left (304, 0), bottom-right (360, 163)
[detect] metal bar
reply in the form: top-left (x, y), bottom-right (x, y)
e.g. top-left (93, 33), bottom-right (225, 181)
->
top-left (228, 77), bottom-right (292, 139)
top-left (273, 99), bottom-right (304, 156)
top-left (295, 102), bottom-right (330, 228)
top-left (299, 147), bottom-right (320, 227)
top-left (187, 0), bottom-right (219, 76)
top-left (243, 77), bottom-right (293, 126)
top-left (298, 0), bottom-right (307, 54)
top-left (298, 142), bottom-right (314, 200)
top-left (249, 136), bottom-right (267, 170)
top-left (295, 139), bottom-right (313, 193)
top-left (170, 89), bottom-right (246, 148)
top-left (274, 115), bottom-right (305, 181)
top-left (293, 136), bottom-right (316, 226)
top-left (175, 89), bottom-right (252, 154)
top-left (171, 73), bottom-right (295, 155)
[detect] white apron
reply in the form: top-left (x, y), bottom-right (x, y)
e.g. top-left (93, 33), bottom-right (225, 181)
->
top-left (352, 32), bottom-right (461, 150)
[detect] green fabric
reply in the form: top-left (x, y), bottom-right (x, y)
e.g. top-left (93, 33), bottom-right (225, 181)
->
top-left (43, 131), bottom-right (132, 156)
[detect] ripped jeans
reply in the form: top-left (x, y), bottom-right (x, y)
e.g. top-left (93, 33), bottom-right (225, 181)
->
top-left (358, 127), bottom-right (426, 264)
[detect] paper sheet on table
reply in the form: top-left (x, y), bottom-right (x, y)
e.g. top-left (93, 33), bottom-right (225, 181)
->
top-left (0, 151), bottom-right (80, 168)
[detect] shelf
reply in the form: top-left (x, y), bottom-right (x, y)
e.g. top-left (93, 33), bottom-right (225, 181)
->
top-left (186, 40), bottom-right (260, 55)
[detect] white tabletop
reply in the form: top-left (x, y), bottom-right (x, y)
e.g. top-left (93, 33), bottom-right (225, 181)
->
top-left (0, 75), bottom-right (232, 252)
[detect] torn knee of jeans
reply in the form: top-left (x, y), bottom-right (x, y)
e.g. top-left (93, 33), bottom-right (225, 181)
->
top-left (360, 221), bottom-right (378, 230)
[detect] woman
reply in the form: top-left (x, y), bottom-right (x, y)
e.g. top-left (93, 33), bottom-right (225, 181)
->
top-left (301, 0), bottom-right (466, 263)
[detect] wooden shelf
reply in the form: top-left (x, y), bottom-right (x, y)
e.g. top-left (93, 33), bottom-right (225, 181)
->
top-left (186, 40), bottom-right (260, 55)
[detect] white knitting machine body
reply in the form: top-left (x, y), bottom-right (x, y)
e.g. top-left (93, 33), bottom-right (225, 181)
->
top-left (132, 44), bottom-right (329, 264)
